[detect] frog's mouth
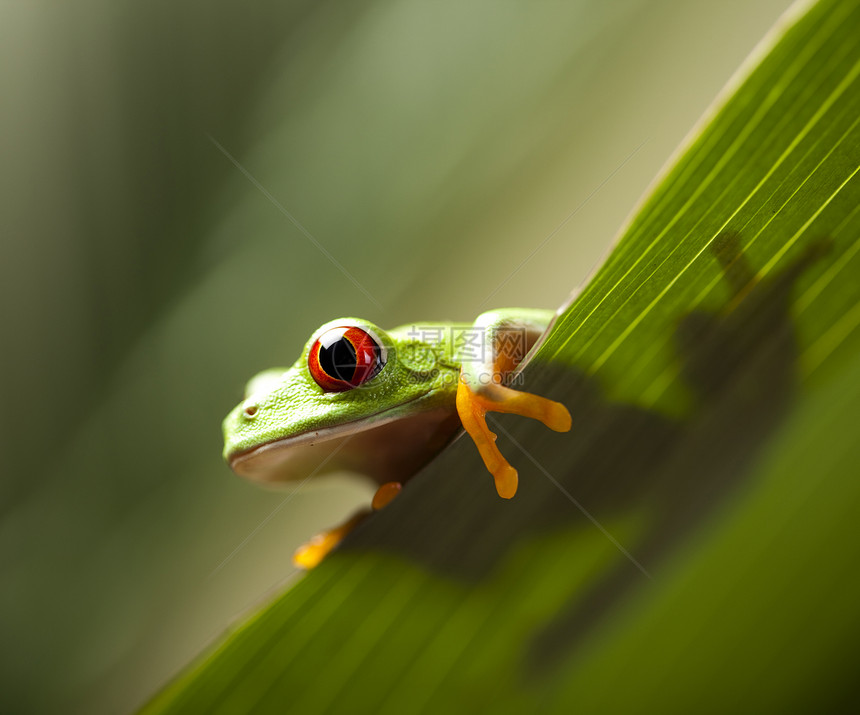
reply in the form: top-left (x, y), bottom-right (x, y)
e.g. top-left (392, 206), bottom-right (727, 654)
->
top-left (227, 404), bottom-right (462, 486)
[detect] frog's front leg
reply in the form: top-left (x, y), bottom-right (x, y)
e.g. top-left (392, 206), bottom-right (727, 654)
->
top-left (456, 309), bottom-right (571, 499)
top-left (292, 481), bottom-right (403, 568)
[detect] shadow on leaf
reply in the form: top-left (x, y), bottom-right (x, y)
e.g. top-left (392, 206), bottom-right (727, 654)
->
top-left (343, 233), bottom-right (829, 675)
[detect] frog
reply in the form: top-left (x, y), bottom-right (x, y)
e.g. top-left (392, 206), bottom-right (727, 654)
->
top-left (222, 308), bottom-right (571, 568)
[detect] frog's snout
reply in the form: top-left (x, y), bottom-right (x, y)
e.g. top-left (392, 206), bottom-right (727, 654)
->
top-left (222, 400), bottom-right (262, 465)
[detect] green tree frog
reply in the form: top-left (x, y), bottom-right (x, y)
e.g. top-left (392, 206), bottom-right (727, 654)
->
top-left (222, 309), bottom-right (571, 568)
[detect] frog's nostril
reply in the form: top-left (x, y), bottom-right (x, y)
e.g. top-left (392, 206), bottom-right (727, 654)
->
top-left (243, 404), bottom-right (259, 418)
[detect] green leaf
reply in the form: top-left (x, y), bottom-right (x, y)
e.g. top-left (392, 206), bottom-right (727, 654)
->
top-left (143, 0), bottom-right (860, 711)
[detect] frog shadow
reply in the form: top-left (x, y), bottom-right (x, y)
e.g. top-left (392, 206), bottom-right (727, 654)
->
top-left (342, 233), bottom-right (829, 675)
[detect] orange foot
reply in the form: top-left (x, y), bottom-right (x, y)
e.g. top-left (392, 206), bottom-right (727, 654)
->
top-left (292, 481), bottom-right (402, 569)
top-left (456, 376), bottom-right (571, 499)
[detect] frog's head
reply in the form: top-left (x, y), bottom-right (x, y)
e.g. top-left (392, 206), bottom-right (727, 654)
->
top-left (222, 318), bottom-right (461, 484)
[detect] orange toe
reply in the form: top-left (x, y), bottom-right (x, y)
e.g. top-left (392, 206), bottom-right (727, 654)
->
top-left (456, 376), bottom-right (570, 499)
top-left (292, 511), bottom-right (367, 569)
top-left (372, 481), bottom-right (402, 510)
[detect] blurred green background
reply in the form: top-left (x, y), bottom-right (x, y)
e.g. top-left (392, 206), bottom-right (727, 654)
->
top-left (0, 1), bottom-right (794, 712)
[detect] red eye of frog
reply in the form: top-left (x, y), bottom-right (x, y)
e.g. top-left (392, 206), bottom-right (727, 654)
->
top-left (308, 326), bottom-right (385, 392)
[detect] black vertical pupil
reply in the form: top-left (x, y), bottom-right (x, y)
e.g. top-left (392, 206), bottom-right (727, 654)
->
top-left (319, 335), bottom-right (357, 381)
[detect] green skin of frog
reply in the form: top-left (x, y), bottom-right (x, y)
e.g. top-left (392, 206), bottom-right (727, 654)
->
top-left (222, 308), bottom-right (571, 568)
